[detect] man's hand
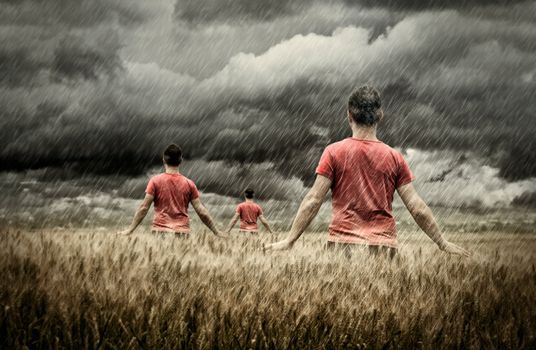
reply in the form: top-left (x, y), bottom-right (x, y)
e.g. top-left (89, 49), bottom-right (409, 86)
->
top-left (191, 198), bottom-right (224, 236)
top-left (265, 175), bottom-right (331, 251)
top-left (440, 241), bottom-right (471, 257)
top-left (117, 229), bottom-right (133, 236)
top-left (263, 239), bottom-right (293, 251)
top-left (119, 194), bottom-right (153, 237)
top-left (397, 184), bottom-right (472, 258)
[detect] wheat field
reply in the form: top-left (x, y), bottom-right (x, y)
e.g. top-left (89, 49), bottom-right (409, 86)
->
top-left (0, 228), bottom-right (535, 349)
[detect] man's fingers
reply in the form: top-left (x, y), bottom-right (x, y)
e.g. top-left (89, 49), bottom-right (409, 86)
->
top-left (448, 244), bottom-right (471, 258)
top-left (454, 245), bottom-right (471, 257)
top-left (462, 248), bottom-right (471, 258)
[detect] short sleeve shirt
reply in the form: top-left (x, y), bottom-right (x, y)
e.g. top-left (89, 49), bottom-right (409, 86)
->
top-left (145, 173), bottom-right (200, 233)
top-left (236, 202), bottom-right (263, 232)
top-left (315, 138), bottom-right (415, 248)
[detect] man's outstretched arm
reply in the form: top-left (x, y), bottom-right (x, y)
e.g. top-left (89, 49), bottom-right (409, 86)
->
top-left (259, 215), bottom-right (273, 233)
top-left (118, 194), bottom-right (154, 235)
top-left (265, 175), bottom-right (331, 250)
top-left (191, 198), bottom-right (225, 237)
top-left (397, 183), bottom-right (470, 257)
top-left (225, 213), bottom-right (240, 233)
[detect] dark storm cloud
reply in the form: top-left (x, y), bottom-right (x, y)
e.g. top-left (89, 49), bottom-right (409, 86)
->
top-left (346, 0), bottom-right (530, 11)
top-left (0, 0), bottom-right (149, 27)
top-left (174, 0), bottom-right (310, 24)
top-left (0, 0), bottom-right (535, 203)
top-left (513, 191), bottom-right (536, 208)
top-left (173, 0), bottom-right (532, 26)
top-left (0, 0), bottom-right (156, 171)
top-left (0, 48), bottom-right (46, 87)
top-left (0, 0), bottom-right (153, 87)
top-left (52, 34), bottom-right (123, 81)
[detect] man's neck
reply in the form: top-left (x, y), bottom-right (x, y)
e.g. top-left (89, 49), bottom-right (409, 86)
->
top-left (351, 125), bottom-right (378, 141)
top-left (245, 198), bottom-right (254, 203)
top-left (164, 166), bottom-right (179, 174)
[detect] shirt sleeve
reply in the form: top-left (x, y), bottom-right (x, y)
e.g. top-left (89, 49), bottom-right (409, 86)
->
top-left (235, 204), bottom-right (241, 215)
top-left (257, 205), bottom-right (263, 216)
top-left (145, 177), bottom-right (156, 196)
top-left (395, 152), bottom-right (416, 188)
top-left (189, 180), bottom-right (200, 201)
top-left (315, 147), bottom-right (335, 181)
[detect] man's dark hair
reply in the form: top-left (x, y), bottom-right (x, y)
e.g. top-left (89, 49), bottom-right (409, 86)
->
top-left (348, 85), bottom-right (382, 126)
top-left (244, 188), bottom-right (254, 199)
top-left (163, 144), bottom-right (182, 166)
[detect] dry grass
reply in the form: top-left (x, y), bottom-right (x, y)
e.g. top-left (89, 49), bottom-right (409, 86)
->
top-left (0, 228), bottom-right (535, 349)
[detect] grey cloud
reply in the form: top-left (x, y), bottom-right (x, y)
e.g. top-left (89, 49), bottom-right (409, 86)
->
top-left (1, 4), bottom-right (535, 202)
top-left (345, 0), bottom-right (530, 11)
top-left (182, 160), bottom-right (308, 201)
top-left (173, 0), bottom-right (531, 26)
top-left (174, 0), bottom-right (310, 24)
top-left (498, 138), bottom-right (536, 181)
top-left (0, 0), bottom-right (151, 27)
top-left (52, 34), bottom-right (123, 81)
top-left (0, 1), bottom-right (149, 87)
top-left (0, 48), bottom-right (47, 87)
top-left (158, 2), bottom-right (399, 78)
top-left (513, 191), bottom-right (536, 208)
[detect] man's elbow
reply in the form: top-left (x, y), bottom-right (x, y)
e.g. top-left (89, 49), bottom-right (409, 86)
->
top-left (197, 209), bottom-right (210, 221)
top-left (304, 194), bottom-right (323, 210)
top-left (411, 207), bottom-right (430, 222)
top-left (138, 206), bottom-right (150, 215)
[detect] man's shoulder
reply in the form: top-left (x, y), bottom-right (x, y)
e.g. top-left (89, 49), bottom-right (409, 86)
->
top-left (323, 138), bottom-right (364, 156)
top-left (149, 173), bottom-right (166, 182)
top-left (325, 138), bottom-right (402, 158)
top-left (322, 139), bottom-right (347, 156)
top-left (380, 143), bottom-right (407, 159)
top-left (151, 173), bottom-right (196, 186)
top-left (183, 176), bottom-right (196, 186)
top-left (377, 142), bottom-right (400, 154)
top-left (325, 138), bottom-right (350, 150)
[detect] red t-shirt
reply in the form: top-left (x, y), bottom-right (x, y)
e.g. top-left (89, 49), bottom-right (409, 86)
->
top-left (315, 138), bottom-right (415, 248)
top-left (145, 173), bottom-right (200, 233)
top-left (236, 202), bottom-right (263, 232)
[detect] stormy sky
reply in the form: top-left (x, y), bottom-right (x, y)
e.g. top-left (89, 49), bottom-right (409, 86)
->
top-left (1, 0), bottom-right (535, 207)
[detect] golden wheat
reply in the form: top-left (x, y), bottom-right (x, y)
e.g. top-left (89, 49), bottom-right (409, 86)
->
top-left (0, 228), bottom-right (535, 349)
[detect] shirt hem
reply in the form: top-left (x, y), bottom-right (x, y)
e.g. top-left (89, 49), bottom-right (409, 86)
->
top-left (151, 226), bottom-right (191, 234)
top-left (396, 175), bottom-right (416, 189)
top-left (328, 231), bottom-right (398, 249)
top-left (315, 170), bottom-right (333, 181)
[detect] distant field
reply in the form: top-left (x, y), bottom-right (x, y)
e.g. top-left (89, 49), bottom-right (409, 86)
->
top-left (1, 229), bottom-right (535, 349)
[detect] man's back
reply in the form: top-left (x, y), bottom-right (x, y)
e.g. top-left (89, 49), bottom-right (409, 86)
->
top-left (264, 85), bottom-right (469, 256)
top-left (236, 202), bottom-right (263, 232)
top-left (316, 137), bottom-right (414, 247)
top-left (146, 173), bottom-right (199, 233)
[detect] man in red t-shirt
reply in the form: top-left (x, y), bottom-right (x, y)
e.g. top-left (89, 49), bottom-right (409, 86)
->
top-left (118, 144), bottom-right (225, 237)
top-left (225, 188), bottom-right (273, 234)
top-left (265, 85), bottom-right (470, 257)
